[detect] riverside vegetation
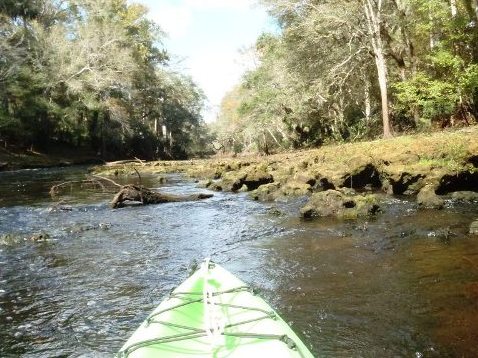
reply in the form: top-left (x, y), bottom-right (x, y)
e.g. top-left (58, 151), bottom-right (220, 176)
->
top-left (93, 127), bottom-right (478, 230)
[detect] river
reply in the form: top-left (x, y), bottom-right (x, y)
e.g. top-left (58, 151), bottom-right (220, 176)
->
top-left (1, 167), bottom-right (477, 357)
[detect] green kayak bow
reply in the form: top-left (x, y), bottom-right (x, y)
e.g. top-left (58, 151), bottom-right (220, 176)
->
top-left (117, 260), bottom-right (314, 357)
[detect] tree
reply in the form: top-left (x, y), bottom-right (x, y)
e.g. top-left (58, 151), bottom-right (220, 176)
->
top-left (363, 0), bottom-right (393, 137)
top-left (214, 0), bottom-right (478, 155)
top-left (0, 0), bottom-right (208, 159)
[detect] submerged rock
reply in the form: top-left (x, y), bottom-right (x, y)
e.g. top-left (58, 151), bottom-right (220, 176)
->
top-left (29, 232), bottom-right (50, 242)
top-left (0, 233), bottom-right (20, 246)
top-left (300, 189), bottom-right (381, 219)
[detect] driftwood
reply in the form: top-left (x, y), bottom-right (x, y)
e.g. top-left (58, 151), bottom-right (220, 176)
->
top-left (50, 173), bottom-right (213, 209)
top-left (104, 158), bottom-right (145, 166)
top-left (111, 184), bottom-right (213, 209)
top-left (50, 175), bottom-right (121, 198)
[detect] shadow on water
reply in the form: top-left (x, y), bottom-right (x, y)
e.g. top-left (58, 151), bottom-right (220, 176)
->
top-left (0, 167), bottom-right (478, 357)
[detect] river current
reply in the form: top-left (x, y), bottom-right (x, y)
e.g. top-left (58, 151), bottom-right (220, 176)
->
top-left (1, 167), bottom-right (477, 357)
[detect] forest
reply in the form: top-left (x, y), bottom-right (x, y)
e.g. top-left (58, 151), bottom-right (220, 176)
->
top-left (2, 0), bottom-right (478, 161)
top-left (0, 0), bottom-right (210, 160)
top-left (213, 0), bottom-right (478, 154)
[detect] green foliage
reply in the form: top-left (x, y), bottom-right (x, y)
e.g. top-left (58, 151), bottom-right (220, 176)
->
top-left (393, 73), bottom-right (457, 126)
top-left (394, 47), bottom-right (478, 126)
top-left (0, 0), bottom-right (207, 159)
top-left (216, 0), bottom-right (478, 154)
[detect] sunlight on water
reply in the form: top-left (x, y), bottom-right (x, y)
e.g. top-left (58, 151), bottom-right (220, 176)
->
top-left (1, 167), bottom-right (477, 356)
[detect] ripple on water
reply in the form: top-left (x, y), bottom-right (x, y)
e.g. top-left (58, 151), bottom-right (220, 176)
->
top-left (1, 169), bottom-right (478, 356)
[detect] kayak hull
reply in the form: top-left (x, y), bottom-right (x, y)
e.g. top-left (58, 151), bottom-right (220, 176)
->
top-left (117, 261), bottom-right (314, 357)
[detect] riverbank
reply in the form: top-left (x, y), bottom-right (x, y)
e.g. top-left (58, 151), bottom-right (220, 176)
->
top-left (0, 146), bottom-right (102, 171)
top-left (93, 126), bottom-right (478, 221)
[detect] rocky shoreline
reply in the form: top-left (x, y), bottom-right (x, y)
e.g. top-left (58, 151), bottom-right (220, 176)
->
top-left (92, 127), bottom-right (478, 231)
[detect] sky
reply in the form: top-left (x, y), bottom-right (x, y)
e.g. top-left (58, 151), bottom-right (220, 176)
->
top-left (133, 0), bottom-right (276, 122)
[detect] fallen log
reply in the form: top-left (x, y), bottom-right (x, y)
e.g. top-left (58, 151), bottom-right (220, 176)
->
top-left (111, 184), bottom-right (213, 209)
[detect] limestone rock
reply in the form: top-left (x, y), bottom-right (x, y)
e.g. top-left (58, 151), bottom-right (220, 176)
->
top-left (388, 172), bottom-right (426, 195)
top-left (197, 179), bottom-right (213, 188)
top-left (279, 181), bottom-right (312, 197)
top-left (300, 189), bottom-right (381, 219)
top-left (451, 191), bottom-right (478, 201)
top-left (221, 166), bottom-right (274, 192)
top-left (470, 220), bottom-right (478, 235)
top-left (340, 164), bottom-right (382, 189)
top-left (250, 182), bottom-right (281, 201)
top-left (242, 168), bottom-right (274, 191)
top-left (417, 184), bottom-right (444, 209)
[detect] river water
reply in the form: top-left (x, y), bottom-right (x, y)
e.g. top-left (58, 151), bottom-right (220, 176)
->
top-left (1, 167), bottom-right (477, 357)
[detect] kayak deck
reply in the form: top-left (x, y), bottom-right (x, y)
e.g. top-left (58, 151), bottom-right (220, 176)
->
top-left (117, 261), bottom-right (314, 357)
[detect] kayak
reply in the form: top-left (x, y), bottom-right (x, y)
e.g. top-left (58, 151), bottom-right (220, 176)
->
top-left (116, 260), bottom-right (314, 357)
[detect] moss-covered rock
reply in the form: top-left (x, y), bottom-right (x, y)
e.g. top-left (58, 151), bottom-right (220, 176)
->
top-left (249, 182), bottom-right (281, 201)
top-left (279, 180), bottom-right (312, 197)
top-left (300, 189), bottom-right (381, 219)
top-left (417, 184), bottom-right (444, 209)
top-left (88, 126), bottom-right (477, 212)
top-left (197, 179), bottom-right (213, 188)
top-left (242, 167), bottom-right (274, 190)
top-left (340, 163), bottom-right (382, 190)
top-left (470, 220), bottom-right (478, 235)
top-left (387, 172), bottom-right (426, 195)
top-left (451, 191), bottom-right (478, 201)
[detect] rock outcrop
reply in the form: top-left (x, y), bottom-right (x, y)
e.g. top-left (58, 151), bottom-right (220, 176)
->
top-left (470, 220), bottom-right (478, 235)
top-left (417, 184), bottom-right (444, 209)
top-left (300, 189), bottom-right (381, 219)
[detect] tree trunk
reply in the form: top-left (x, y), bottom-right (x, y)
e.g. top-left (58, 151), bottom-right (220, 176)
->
top-left (450, 0), bottom-right (458, 17)
top-left (475, 0), bottom-right (478, 21)
top-left (363, 0), bottom-right (393, 138)
top-left (154, 118), bottom-right (159, 135)
top-left (267, 128), bottom-right (282, 148)
top-left (429, 8), bottom-right (436, 49)
top-left (364, 76), bottom-right (371, 123)
top-left (375, 53), bottom-right (392, 137)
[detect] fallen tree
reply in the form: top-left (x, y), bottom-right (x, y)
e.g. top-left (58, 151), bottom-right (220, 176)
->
top-left (111, 184), bottom-right (213, 208)
top-left (50, 175), bottom-right (213, 209)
